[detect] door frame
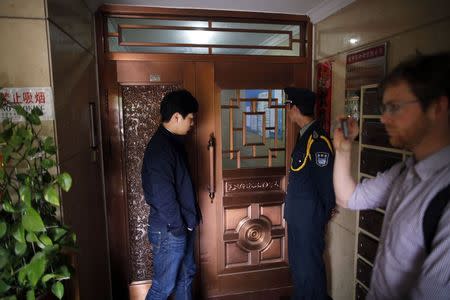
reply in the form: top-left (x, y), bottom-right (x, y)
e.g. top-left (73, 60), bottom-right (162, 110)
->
top-left (95, 6), bottom-right (312, 299)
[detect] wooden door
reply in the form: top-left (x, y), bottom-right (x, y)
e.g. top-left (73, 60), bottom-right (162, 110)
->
top-left (195, 62), bottom-right (302, 299)
top-left (103, 60), bottom-right (307, 299)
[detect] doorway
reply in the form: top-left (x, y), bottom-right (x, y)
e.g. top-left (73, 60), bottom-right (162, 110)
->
top-left (96, 6), bottom-right (312, 299)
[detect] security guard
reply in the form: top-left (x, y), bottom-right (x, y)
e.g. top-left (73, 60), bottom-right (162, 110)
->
top-left (284, 87), bottom-right (335, 300)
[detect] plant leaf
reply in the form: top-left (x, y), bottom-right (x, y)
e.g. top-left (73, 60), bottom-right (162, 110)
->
top-left (41, 158), bottom-right (55, 169)
top-left (42, 274), bottom-right (56, 283)
top-left (27, 252), bottom-right (47, 287)
top-left (44, 185), bottom-right (59, 206)
top-left (15, 241), bottom-right (27, 256)
top-left (51, 281), bottom-right (64, 299)
top-left (19, 185), bottom-right (32, 206)
top-left (28, 113), bottom-right (41, 126)
top-left (16, 127), bottom-right (33, 142)
top-left (57, 265), bottom-right (70, 278)
top-left (51, 227), bottom-right (67, 241)
top-left (14, 105), bottom-right (28, 118)
top-left (0, 221), bottom-right (7, 238)
top-left (9, 132), bottom-right (23, 149)
top-left (31, 107), bottom-right (43, 116)
top-left (0, 278), bottom-right (11, 293)
top-left (1, 145), bottom-right (12, 162)
top-left (22, 207), bottom-right (45, 232)
top-left (26, 289), bottom-right (35, 300)
top-left (57, 173), bottom-right (72, 192)
top-left (0, 168), bottom-right (5, 181)
top-left (18, 266), bottom-right (28, 285)
top-left (0, 248), bottom-right (9, 268)
top-left (2, 201), bottom-right (15, 213)
top-left (43, 137), bottom-right (56, 155)
top-left (26, 232), bottom-right (38, 243)
top-left (12, 223), bottom-right (25, 243)
top-left (39, 234), bottom-right (53, 247)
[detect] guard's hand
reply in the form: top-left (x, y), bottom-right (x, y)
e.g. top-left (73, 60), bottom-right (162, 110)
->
top-left (333, 116), bottom-right (359, 152)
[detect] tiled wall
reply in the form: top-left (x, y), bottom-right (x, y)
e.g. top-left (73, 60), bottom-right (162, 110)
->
top-left (0, 0), bottom-right (49, 87)
top-left (315, 0), bottom-right (450, 299)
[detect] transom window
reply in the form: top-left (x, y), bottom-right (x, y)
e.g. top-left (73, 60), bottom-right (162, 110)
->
top-left (106, 17), bottom-right (306, 56)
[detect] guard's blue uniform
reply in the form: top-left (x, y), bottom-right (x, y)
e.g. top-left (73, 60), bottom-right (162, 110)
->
top-left (285, 121), bottom-right (335, 300)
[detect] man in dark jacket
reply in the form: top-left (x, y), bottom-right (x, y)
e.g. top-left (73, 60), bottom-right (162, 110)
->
top-left (284, 87), bottom-right (335, 300)
top-left (142, 89), bottom-right (201, 300)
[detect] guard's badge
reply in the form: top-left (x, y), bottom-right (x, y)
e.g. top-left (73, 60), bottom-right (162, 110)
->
top-left (315, 152), bottom-right (329, 167)
top-left (312, 130), bottom-right (319, 139)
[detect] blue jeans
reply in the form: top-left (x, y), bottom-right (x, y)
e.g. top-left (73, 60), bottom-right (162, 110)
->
top-left (146, 225), bottom-right (196, 300)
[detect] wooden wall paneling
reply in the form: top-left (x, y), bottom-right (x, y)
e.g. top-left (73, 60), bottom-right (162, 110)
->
top-left (215, 62), bottom-right (293, 89)
top-left (102, 60), bottom-right (130, 300)
top-left (195, 62), bottom-right (219, 297)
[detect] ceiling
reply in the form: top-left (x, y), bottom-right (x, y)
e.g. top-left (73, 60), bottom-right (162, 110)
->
top-left (85, 0), bottom-right (355, 23)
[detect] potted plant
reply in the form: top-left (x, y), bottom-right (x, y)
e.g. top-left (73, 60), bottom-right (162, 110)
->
top-left (0, 91), bottom-right (76, 300)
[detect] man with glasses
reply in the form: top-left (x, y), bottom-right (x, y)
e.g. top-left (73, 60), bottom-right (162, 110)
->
top-left (333, 53), bottom-right (450, 299)
top-left (284, 87), bottom-right (335, 300)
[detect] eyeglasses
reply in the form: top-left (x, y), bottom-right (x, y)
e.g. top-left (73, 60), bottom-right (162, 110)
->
top-left (379, 100), bottom-right (419, 115)
top-left (284, 100), bottom-right (294, 108)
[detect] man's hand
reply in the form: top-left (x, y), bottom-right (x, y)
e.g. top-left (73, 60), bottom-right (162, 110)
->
top-left (332, 116), bottom-right (358, 209)
top-left (333, 116), bottom-right (359, 152)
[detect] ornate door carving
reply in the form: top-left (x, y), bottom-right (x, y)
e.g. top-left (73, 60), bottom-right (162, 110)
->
top-left (121, 85), bottom-right (181, 281)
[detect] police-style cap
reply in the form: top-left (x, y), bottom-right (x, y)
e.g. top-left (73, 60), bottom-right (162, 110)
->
top-left (284, 87), bottom-right (316, 115)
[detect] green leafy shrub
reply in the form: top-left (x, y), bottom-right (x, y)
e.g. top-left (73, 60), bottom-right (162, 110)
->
top-left (0, 92), bottom-right (76, 300)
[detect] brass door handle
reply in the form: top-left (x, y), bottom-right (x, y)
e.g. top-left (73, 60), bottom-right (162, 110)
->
top-left (207, 133), bottom-right (216, 201)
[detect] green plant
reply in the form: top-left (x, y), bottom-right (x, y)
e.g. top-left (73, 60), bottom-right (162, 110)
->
top-left (0, 92), bottom-right (76, 300)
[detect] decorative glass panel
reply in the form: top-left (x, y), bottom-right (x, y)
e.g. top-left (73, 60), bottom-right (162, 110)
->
top-left (108, 37), bottom-right (208, 54)
top-left (221, 89), bottom-right (286, 169)
top-left (107, 18), bottom-right (208, 33)
top-left (106, 17), bottom-right (305, 57)
top-left (120, 28), bottom-right (290, 48)
top-left (212, 42), bottom-right (300, 56)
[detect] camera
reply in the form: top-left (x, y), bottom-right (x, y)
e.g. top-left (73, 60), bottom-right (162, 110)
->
top-left (340, 118), bottom-right (349, 139)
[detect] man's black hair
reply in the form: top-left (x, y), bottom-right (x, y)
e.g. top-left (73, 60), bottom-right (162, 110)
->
top-left (379, 52), bottom-right (450, 111)
top-left (160, 89), bottom-right (199, 122)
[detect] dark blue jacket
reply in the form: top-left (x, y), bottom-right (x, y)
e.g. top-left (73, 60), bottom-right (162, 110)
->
top-left (284, 121), bottom-right (335, 225)
top-left (141, 125), bottom-right (201, 232)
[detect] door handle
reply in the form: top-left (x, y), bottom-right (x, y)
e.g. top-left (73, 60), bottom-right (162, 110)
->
top-left (207, 133), bottom-right (216, 201)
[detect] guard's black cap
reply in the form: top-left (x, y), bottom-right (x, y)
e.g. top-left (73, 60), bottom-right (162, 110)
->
top-left (284, 87), bottom-right (316, 115)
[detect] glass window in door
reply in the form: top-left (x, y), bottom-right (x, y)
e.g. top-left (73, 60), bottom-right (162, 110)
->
top-left (221, 89), bottom-right (286, 169)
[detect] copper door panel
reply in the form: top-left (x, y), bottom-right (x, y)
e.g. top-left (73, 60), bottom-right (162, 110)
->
top-left (101, 60), bottom-right (196, 298)
top-left (117, 61), bottom-right (185, 84)
top-left (121, 85), bottom-right (181, 282)
top-left (200, 81), bottom-right (292, 298)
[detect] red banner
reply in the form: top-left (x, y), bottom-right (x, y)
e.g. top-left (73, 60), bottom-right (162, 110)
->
top-left (346, 45), bottom-right (385, 65)
top-left (316, 61), bottom-right (332, 134)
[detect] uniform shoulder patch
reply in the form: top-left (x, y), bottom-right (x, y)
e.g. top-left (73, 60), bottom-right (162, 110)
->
top-left (315, 152), bottom-right (329, 167)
